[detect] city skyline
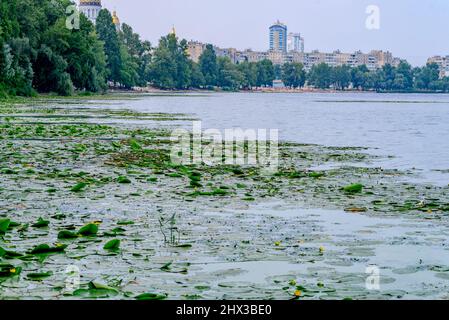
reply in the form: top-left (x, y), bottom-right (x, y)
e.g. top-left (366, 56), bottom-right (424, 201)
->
top-left (100, 0), bottom-right (449, 67)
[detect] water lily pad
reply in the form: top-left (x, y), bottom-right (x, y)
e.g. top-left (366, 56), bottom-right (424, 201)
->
top-left (70, 182), bottom-right (87, 192)
top-left (103, 239), bottom-right (120, 250)
top-left (78, 223), bottom-right (99, 236)
top-left (32, 217), bottom-right (50, 228)
top-left (135, 293), bottom-right (167, 300)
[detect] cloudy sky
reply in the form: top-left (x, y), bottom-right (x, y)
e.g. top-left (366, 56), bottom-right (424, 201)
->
top-left (100, 0), bottom-right (449, 66)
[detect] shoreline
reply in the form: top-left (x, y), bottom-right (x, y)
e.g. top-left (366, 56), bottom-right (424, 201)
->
top-left (2, 88), bottom-right (449, 103)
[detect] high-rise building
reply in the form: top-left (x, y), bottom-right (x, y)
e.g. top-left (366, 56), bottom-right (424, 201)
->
top-left (78, 0), bottom-right (102, 24)
top-left (427, 55), bottom-right (449, 78)
top-left (287, 33), bottom-right (304, 53)
top-left (269, 21), bottom-right (287, 53)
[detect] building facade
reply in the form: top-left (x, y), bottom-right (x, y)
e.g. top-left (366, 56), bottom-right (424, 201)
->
top-left (269, 21), bottom-right (287, 53)
top-left (427, 55), bottom-right (449, 78)
top-left (78, 0), bottom-right (102, 24)
top-left (287, 33), bottom-right (304, 53)
top-left (187, 41), bottom-right (206, 63)
top-left (186, 22), bottom-right (398, 72)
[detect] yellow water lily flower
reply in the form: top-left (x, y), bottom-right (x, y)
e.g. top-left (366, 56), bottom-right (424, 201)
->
top-left (294, 290), bottom-right (302, 297)
top-left (9, 268), bottom-right (16, 274)
top-left (319, 246), bottom-right (325, 253)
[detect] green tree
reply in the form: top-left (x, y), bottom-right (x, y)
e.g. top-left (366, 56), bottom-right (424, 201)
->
top-left (308, 63), bottom-right (333, 89)
top-left (216, 57), bottom-right (244, 90)
top-left (148, 33), bottom-right (192, 89)
top-left (237, 61), bottom-right (257, 89)
top-left (199, 44), bottom-right (218, 86)
top-left (414, 63), bottom-right (440, 90)
top-left (351, 65), bottom-right (370, 90)
top-left (189, 60), bottom-right (205, 88)
top-left (256, 59), bottom-right (275, 87)
top-left (393, 60), bottom-right (413, 90)
top-left (120, 23), bottom-right (151, 86)
top-left (281, 62), bottom-right (306, 88)
top-left (332, 65), bottom-right (352, 90)
top-left (96, 9), bottom-right (121, 85)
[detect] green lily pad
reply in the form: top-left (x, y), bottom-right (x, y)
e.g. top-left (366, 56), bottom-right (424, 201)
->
top-left (78, 223), bottom-right (99, 236)
top-left (30, 243), bottom-right (67, 254)
top-left (0, 264), bottom-right (22, 277)
top-left (343, 183), bottom-right (363, 193)
top-left (58, 230), bottom-right (79, 239)
top-left (103, 239), bottom-right (120, 250)
top-left (135, 293), bottom-right (167, 300)
top-left (71, 182), bottom-right (87, 192)
top-left (117, 176), bottom-right (131, 184)
top-left (0, 219), bottom-right (11, 233)
top-left (32, 217), bottom-right (50, 228)
top-left (27, 271), bottom-right (53, 280)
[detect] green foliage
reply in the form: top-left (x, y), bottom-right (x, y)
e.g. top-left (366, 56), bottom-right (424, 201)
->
top-left (256, 59), bottom-right (275, 87)
top-left (0, 219), bottom-right (11, 233)
top-left (148, 33), bottom-right (192, 89)
top-left (0, 0), bottom-right (107, 96)
top-left (1, 1), bottom-right (447, 95)
top-left (281, 62), bottom-right (306, 88)
top-left (216, 57), bottom-right (244, 90)
top-left (308, 63), bottom-right (333, 89)
top-left (343, 183), bottom-right (364, 193)
top-left (305, 61), bottom-right (449, 92)
top-left (103, 239), bottom-right (121, 250)
top-left (96, 9), bottom-right (121, 85)
top-left (78, 223), bottom-right (99, 236)
top-left (199, 44), bottom-right (218, 86)
top-left (237, 61), bottom-right (258, 88)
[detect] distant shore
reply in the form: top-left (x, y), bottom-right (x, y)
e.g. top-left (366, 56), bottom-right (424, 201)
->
top-left (125, 86), bottom-right (449, 95)
top-left (2, 87), bottom-right (448, 103)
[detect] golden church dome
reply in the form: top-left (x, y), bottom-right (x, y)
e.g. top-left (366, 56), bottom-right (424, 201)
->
top-left (112, 11), bottom-right (120, 25)
top-left (79, 0), bottom-right (102, 5)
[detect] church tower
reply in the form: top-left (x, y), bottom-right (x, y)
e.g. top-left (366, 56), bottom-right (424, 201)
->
top-left (112, 11), bottom-right (121, 31)
top-left (79, 0), bottom-right (102, 24)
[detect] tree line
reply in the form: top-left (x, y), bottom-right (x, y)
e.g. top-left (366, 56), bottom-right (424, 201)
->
top-left (1, 0), bottom-right (449, 98)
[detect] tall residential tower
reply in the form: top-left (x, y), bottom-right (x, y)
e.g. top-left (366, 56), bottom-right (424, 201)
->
top-left (269, 21), bottom-right (287, 53)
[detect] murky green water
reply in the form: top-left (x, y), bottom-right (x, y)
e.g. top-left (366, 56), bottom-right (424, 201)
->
top-left (1, 93), bottom-right (449, 300)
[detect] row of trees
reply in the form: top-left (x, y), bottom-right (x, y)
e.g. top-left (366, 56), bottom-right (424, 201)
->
top-left (307, 61), bottom-right (449, 92)
top-left (147, 39), bottom-right (278, 90)
top-left (0, 0), bottom-right (109, 97)
top-left (1, 0), bottom-right (449, 97)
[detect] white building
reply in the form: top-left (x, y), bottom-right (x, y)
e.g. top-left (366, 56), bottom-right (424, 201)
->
top-left (78, 0), bottom-right (102, 24)
top-left (287, 33), bottom-right (304, 53)
top-left (427, 55), bottom-right (449, 78)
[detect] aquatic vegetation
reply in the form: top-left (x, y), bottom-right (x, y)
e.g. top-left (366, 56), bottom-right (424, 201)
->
top-left (1, 96), bottom-right (449, 300)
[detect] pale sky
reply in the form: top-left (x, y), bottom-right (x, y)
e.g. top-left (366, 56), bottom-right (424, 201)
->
top-left (99, 0), bottom-right (449, 66)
